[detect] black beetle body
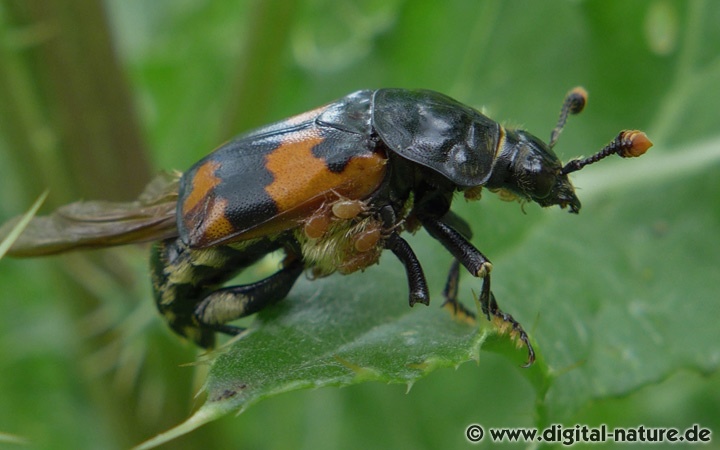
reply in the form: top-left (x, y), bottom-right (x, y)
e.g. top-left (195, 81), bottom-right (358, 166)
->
top-left (2, 88), bottom-right (651, 364)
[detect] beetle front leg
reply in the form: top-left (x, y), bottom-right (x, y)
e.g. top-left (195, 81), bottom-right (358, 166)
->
top-left (425, 216), bottom-right (535, 366)
top-left (478, 273), bottom-right (536, 367)
top-left (194, 258), bottom-right (304, 335)
top-left (385, 232), bottom-right (430, 306)
top-left (421, 216), bottom-right (492, 278)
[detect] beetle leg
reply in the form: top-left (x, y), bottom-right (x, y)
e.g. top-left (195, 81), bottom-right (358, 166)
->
top-left (385, 232), bottom-right (430, 306)
top-left (427, 217), bottom-right (535, 366)
top-left (479, 274), bottom-right (536, 367)
top-left (193, 258), bottom-right (304, 335)
top-left (421, 216), bottom-right (492, 278)
top-left (437, 213), bottom-right (478, 319)
top-left (442, 259), bottom-right (461, 306)
top-left (378, 204), bottom-right (430, 306)
top-left (439, 210), bottom-right (473, 240)
top-left (441, 259), bottom-right (476, 320)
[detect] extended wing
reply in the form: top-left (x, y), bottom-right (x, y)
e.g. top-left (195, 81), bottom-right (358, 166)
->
top-left (1, 173), bottom-right (180, 257)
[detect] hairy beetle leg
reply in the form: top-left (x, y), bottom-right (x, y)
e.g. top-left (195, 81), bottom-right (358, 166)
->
top-left (488, 294), bottom-right (536, 368)
top-left (441, 259), bottom-right (535, 366)
top-left (479, 275), bottom-right (536, 367)
top-left (194, 258), bottom-right (304, 334)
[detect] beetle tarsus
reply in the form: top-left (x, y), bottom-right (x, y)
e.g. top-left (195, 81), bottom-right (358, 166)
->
top-left (488, 295), bottom-right (536, 367)
top-left (441, 259), bottom-right (534, 366)
top-left (210, 323), bottom-right (246, 337)
top-left (479, 274), bottom-right (535, 367)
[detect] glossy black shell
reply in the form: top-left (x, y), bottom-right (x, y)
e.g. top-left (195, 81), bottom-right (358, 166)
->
top-left (372, 89), bottom-right (500, 187)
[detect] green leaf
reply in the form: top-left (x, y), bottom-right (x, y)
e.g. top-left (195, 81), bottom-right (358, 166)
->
top-left (0, 431), bottom-right (29, 446)
top-left (143, 136), bottom-right (720, 447)
top-left (136, 261), bottom-right (511, 448)
top-left (4, 1), bottom-right (720, 449)
top-left (137, 1), bottom-right (720, 446)
top-left (497, 138), bottom-right (720, 421)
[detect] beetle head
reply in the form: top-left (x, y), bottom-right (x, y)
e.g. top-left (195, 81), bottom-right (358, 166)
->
top-left (489, 88), bottom-right (652, 214)
top-left (497, 129), bottom-right (582, 213)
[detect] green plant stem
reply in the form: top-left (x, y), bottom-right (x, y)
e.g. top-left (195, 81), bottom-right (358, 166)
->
top-left (3, 0), bottom-right (153, 202)
top-left (220, 0), bottom-right (301, 136)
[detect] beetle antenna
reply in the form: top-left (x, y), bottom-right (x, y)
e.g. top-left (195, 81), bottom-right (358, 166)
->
top-left (549, 87), bottom-right (588, 149)
top-left (561, 130), bottom-right (653, 175)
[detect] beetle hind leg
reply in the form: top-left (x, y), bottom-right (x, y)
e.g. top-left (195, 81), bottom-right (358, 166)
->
top-left (194, 258), bottom-right (304, 336)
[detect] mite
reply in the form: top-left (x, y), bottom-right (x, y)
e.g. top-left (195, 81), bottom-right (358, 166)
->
top-left (1, 88), bottom-right (652, 364)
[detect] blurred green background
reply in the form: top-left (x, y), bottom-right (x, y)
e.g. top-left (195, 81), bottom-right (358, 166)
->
top-left (1, 0), bottom-right (719, 449)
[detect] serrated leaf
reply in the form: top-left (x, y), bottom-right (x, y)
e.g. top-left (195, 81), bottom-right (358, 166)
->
top-left (137, 260), bottom-right (516, 448)
top-left (140, 130), bottom-right (720, 447)
top-left (4, 2), bottom-right (720, 448)
top-left (525, 140), bottom-right (720, 420)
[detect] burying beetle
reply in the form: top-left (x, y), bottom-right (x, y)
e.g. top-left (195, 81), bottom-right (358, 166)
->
top-left (2, 87), bottom-right (651, 365)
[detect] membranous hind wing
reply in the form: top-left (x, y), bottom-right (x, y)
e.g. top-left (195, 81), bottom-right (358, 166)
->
top-left (1, 172), bottom-right (180, 257)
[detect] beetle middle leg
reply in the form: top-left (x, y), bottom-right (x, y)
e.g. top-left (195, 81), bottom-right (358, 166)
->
top-left (385, 232), bottom-right (430, 306)
top-left (379, 205), bottom-right (430, 306)
top-left (441, 259), bottom-right (476, 321)
top-left (194, 258), bottom-right (304, 336)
